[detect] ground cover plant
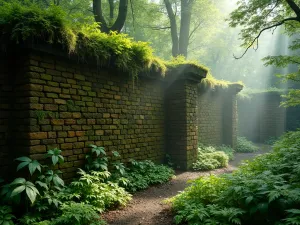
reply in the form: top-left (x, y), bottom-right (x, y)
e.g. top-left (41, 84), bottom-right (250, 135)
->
top-left (170, 130), bottom-right (300, 225)
top-left (236, 136), bottom-right (259, 153)
top-left (0, 144), bottom-right (174, 224)
top-left (192, 144), bottom-right (234, 171)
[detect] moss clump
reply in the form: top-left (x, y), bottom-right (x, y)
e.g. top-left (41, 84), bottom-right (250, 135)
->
top-left (0, 2), bottom-right (166, 80)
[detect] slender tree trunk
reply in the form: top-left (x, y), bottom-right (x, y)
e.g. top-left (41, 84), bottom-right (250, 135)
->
top-left (164, 0), bottom-right (179, 57)
top-left (93, 0), bottom-right (128, 33)
top-left (179, 0), bottom-right (192, 58)
top-left (108, 0), bottom-right (114, 26)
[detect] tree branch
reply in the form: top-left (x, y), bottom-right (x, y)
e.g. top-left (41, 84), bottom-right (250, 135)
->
top-left (234, 17), bottom-right (299, 59)
top-left (286, 0), bottom-right (300, 18)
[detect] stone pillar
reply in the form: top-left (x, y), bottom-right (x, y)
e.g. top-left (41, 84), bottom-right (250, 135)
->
top-left (165, 66), bottom-right (206, 170)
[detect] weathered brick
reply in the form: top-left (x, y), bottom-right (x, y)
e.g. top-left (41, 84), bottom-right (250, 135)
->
top-left (73, 142), bottom-right (84, 149)
top-left (65, 137), bottom-right (77, 143)
top-left (51, 119), bottom-right (64, 125)
top-left (41, 74), bottom-right (52, 81)
top-left (44, 86), bottom-right (61, 93)
top-left (44, 104), bottom-right (58, 111)
top-left (61, 143), bottom-right (73, 150)
top-left (75, 131), bottom-right (85, 137)
top-left (54, 99), bottom-right (66, 105)
top-left (29, 145), bottom-right (46, 154)
top-left (28, 132), bottom-right (47, 140)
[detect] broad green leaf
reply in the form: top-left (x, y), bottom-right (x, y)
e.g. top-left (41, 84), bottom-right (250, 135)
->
top-left (16, 161), bottom-right (30, 172)
top-left (15, 157), bottom-right (31, 162)
top-left (35, 181), bottom-right (48, 190)
top-left (26, 186), bottom-right (37, 204)
top-left (52, 155), bottom-right (58, 165)
top-left (53, 175), bottom-right (64, 187)
top-left (11, 186), bottom-right (25, 196)
top-left (10, 178), bottom-right (25, 185)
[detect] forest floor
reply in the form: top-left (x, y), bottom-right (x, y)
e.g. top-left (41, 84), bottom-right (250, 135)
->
top-left (102, 144), bottom-right (271, 225)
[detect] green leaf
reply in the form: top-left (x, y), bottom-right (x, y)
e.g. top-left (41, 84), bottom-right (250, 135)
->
top-left (15, 157), bottom-right (31, 162)
top-left (35, 181), bottom-right (48, 190)
top-left (11, 186), bottom-right (25, 196)
top-left (52, 155), bottom-right (58, 165)
top-left (245, 196), bottom-right (253, 205)
top-left (10, 178), bottom-right (25, 185)
top-left (16, 161), bottom-right (30, 172)
top-left (26, 186), bottom-right (37, 204)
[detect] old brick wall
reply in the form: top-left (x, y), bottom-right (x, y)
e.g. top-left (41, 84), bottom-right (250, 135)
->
top-left (197, 87), bottom-right (241, 149)
top-left (197, 91), bottom-right (223, 146)
top-left (165, 80), bottom-right (199, 170)
top-left (1, 47), bottom-right (244, 178)
top-left (238, 93), bottom-right (286, 143)
top-left (1, 50), bottom-right (165, 180)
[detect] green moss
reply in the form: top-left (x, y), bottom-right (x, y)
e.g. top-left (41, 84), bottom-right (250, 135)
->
top-left (201, 72), bottom-right (244, 90)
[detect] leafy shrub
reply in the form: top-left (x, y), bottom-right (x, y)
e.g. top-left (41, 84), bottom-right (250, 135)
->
top-left (192, 144), bottom-right (229, 171)
top-left (264, 136), bottom-right (279, 145)
top-left (236, 137), bottom-right (259, 152)
top-left (273, 130), bottom-right (300, 151)
top-left (64, 169), bottom-right (131, 213)
top-left (52, 203), bottom-right (106, 225)
top-left (0, 206), bottom-right (15, 225)
top-left (119, 160), bottom-right (174, 193)
top-left (170, 130), bottom-right (300, 225)
top-left (217, 145), bottom-right (235, 161)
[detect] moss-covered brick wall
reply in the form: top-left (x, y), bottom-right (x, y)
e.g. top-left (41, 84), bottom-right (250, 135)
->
top-left (238, 93), bottom-right (286, 143)
top-left (0, 46), bottom-right (242, 179)
top-left (0, 49), bottom-right (166, 180)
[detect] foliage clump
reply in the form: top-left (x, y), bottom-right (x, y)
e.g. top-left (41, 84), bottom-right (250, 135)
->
top-left (192, 144), bottom-right (233, 171)
top-left (236, 137), bottom-right (259, 153)
top-left (169, 130), bottom-right (300, 225)
top-left (117, 160), bottom-right (175, 193)
top-left (0, 143), bottom-right (175, 225)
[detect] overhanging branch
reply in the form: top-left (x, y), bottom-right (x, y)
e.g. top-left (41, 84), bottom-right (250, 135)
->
top-left (234, 17), bottom-right (299, 59)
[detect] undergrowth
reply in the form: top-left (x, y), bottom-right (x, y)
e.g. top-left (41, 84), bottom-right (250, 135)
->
top-left (236, 136), bottom-right (259, 153)
top-left (0, 144), bottom-right (174, 224)
top-left (170, 130), bottom-right (300, 225)
top-left (192, 144), bottom-right (234, 171)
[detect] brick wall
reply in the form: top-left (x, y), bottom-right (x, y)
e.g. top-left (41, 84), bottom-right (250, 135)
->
top-left (197, 86), bottom-right (241, 149)
top-left (0, 47), bottom-right (241, 179)
top-left (238, 93), bottom-right (286, 143)
top-left (197, 91), bottom-right (223, 146)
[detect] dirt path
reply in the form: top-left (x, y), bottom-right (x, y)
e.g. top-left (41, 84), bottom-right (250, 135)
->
top-left (103, 145), bottom-right (271, 225)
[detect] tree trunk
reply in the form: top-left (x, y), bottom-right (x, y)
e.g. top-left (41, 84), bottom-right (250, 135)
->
top-left (108, 0), bottom-right (114, 26)
top-left (93, 0), bottom-right (128, 33)
top-left (164, 0), bottom-right (179, 57)
top-left (179, 0), bottom-right (192, 58)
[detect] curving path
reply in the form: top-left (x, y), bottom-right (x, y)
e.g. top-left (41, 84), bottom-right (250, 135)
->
top-left (102, 145), bottom-right (271, 225)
